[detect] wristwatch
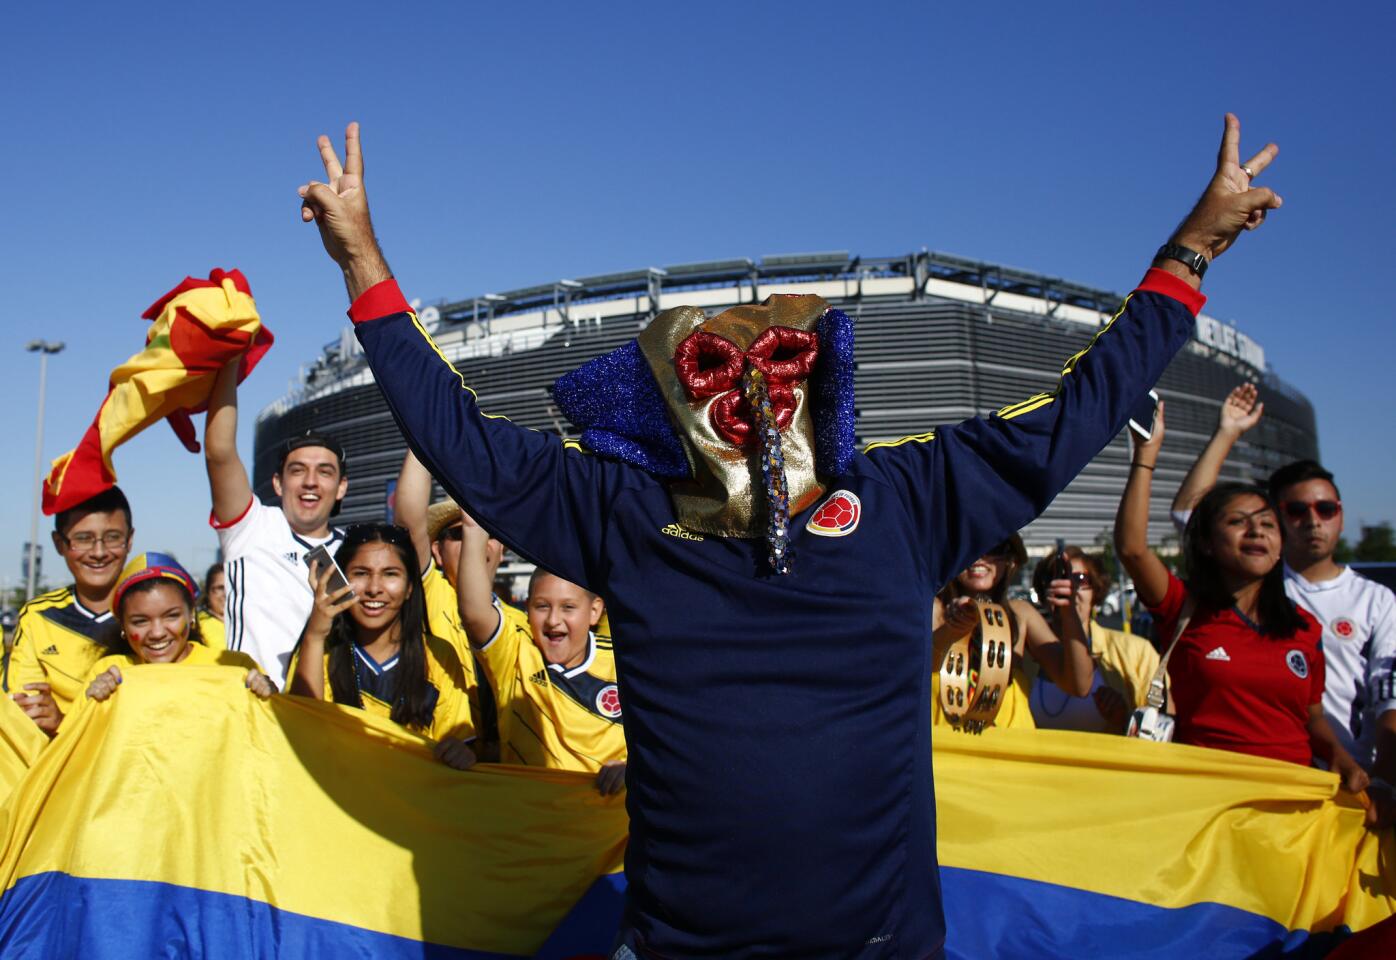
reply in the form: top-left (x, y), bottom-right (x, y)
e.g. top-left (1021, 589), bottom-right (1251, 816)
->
top-left (1154, 242), bottom-right (1209, 278)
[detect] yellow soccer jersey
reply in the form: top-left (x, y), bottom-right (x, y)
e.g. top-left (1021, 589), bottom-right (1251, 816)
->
top-left (477, 599), bottom-right (626, 772)
top-left (196, 611), bottom-right (227, 652)
top-left (421, 564), bottom-right (493, 740)
top-left (85, 644), bottom-right (264, 684)
top-left (3, 587), bottom-right (111, 715)
top-left (297, 633), bottom-right (475, 743)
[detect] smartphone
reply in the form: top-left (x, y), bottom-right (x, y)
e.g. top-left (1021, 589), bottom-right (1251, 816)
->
top-left (1054, 537), bottom-right (1070, 580)
top-left (1127, 389), bottom-right (1160, 442)
top-left (303, 545), bottom-right (353, 599)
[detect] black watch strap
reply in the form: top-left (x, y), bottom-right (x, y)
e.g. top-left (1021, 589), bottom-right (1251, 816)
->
top-left (1154, 242), bottom-right (1209, 278)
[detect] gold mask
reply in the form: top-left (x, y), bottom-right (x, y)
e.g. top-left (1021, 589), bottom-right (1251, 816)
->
top-left (637, 295), bottom-right (830, 537)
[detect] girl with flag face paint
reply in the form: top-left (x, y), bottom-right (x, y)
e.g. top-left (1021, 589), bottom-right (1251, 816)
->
top-left (85, 554), bottom-right (274, 705)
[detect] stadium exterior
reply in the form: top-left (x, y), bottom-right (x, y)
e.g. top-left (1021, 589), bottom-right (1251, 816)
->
top-left (255, 250), bottom-right (1317, 553)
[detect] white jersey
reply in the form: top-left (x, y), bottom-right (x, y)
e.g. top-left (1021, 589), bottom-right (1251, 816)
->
top-left (1285, 564), bottom-right (1396, 768)
top-left (214, 497), bottom-right (344, 689)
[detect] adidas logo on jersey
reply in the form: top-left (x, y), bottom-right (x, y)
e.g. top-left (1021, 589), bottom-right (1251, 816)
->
top-left (1205, 646), bottom-right (1231, 662)
top-left (284, 551), bottom-right (300, 564)
top-left (42, 645), bottom-right (58, 656)
top-left (529, 669), bottom-right (549, 687)
top-left (661, 523), bottom-right (704, 542)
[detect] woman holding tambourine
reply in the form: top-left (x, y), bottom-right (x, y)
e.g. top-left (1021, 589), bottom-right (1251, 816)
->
top-left (931, 534), bottom-right (1095, 731)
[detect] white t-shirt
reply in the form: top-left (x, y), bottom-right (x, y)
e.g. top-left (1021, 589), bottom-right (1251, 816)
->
top-left (214, 497), bottom-right (344, 689)
top-left (1285, 564), bottom-right (1396, 768)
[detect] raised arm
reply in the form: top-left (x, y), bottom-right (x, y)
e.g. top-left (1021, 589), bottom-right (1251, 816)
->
top-left (1020, 572), bottom-right (1095, 697)
top-left (297, 124), bottom-right (634, 591)
top-left (1171, 382), bottom-right (1264, 514)
top-left (862, 115), bottom-right (1281, 588)
top-left (395, 449), bottom-right (434, 576)
top-left (455, 513), bottom-right (503, 648)
top-left (1114, 403), bottom-right (1171, 609)
top-left (205, 360), bottom-right (255, 523)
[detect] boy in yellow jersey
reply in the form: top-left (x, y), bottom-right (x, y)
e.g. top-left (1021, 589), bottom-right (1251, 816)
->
top-left (4, 487), bottom-right (134, 735)
top-left (457, 514), bottom-right (626, 794)
top-left (393, 451), bottom-right (498, 753)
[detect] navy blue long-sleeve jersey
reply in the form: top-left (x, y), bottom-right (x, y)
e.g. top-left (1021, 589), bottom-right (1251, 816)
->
top-left (348, 269), bottom-right (1202, 958)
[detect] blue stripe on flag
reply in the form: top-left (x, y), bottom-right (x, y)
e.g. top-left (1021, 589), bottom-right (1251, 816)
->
top-left (0, 872), bottom-right (519, 959)
top-left (531, 869), bottom-right (1355, 959)
top-left (939, 867), bottom-right (1347, 960)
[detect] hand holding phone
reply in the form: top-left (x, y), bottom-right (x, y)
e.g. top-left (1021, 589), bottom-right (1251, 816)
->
top-left (1127, 389), bottom-right (1160, 442)
top-left (304, 545), bottom-right (353, 598)
top-left (303, 546), bottom-right (356, 640)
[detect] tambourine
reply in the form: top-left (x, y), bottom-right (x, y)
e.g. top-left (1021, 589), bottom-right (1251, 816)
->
top-left (939, 601), bottom-right (1014, 734)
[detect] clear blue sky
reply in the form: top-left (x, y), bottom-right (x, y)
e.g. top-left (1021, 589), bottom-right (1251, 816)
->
top-left (2, 1), bottom-right (1392, 592)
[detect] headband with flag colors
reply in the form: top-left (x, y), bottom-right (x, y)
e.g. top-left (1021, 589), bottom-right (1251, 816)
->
top-left (42, 269), bottom-right (273, 515)
top-left (112, 553), bottom-right (198, 612)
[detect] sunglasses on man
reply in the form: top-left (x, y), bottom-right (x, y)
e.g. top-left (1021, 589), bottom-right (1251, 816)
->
top-left (1281, 500), bottom-right (1342, 522)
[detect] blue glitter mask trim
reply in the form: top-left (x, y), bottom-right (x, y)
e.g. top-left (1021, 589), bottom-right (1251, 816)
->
top-left (551, 340), bottom-right (690, 478)
top-left (814, 309), bottom-right (856, 476)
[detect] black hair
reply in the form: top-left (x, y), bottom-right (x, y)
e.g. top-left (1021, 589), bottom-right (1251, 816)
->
top-left (200, 563), bottom-right (224, 614)
top-left (324, 523), bottom-right (435, 731)
top-left (55, 486), bottom-right (132, 537)
top-left (1268, 459), bottom-right (1340, 504)
top-left (100, 575), bottom-right (203, 656)
top-left (526, 566), bottom-right (598, 601)
top-left (276, 432), bottom-right (348, 476)
top-left (1183, 483), bottom-right (1306, 637)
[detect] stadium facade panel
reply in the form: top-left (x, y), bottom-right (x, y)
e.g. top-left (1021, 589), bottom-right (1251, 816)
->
top-left (255, 251), bottom-right (1317, 553)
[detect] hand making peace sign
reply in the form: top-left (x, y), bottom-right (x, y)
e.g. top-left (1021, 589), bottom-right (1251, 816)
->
top-left (1172, 114), bottom-right (1282, 263)
top-left (299, 122), bottom-right (392, 298)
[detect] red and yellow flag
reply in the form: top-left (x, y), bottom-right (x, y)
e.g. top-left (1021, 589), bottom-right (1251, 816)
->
top-left (42, 269), bottom-right (273, 515)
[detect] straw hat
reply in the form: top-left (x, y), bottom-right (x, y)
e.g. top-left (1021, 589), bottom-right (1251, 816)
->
top-left (425, 498), bottom-right (463, 542)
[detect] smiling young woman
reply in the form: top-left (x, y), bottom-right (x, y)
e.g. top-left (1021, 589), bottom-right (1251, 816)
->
top-left (931, 534), bottom-right (1097, 731)
top-left (289, 523), bottom-right (478, 771)
top-left (83, 553), bottom-right (275, 708)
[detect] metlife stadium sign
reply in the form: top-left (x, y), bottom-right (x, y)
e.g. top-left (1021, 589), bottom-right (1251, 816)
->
top-left (1194, 313), bottom-right (1265, 369)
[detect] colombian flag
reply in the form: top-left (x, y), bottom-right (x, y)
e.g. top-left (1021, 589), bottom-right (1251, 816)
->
top-left (0, 671), bottom-right (1389, 958)
top-left (41, 269), bottom-right (272, 515)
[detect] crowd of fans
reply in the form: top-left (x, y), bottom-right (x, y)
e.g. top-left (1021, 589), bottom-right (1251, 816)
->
top-left (3, 366), bottom-right (1393, 822)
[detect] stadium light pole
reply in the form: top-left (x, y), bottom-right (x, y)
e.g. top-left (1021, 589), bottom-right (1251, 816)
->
top-left (25, 340), bottom-right (65, 601)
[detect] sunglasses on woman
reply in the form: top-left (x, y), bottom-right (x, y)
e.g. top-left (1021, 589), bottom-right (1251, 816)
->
top-left (1281, 500), bottom-right (1341, 522)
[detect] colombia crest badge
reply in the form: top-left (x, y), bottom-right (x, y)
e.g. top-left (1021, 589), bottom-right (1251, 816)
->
top-left (596, 684), bottom-right (623, 720)
top-left (806, 490), bottom-right (861, 537)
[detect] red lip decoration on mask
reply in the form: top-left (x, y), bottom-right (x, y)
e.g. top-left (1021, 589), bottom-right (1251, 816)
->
top-left (673, 326), bottom-right (819, 447)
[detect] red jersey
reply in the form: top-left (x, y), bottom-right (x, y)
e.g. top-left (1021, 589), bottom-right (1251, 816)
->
top-left (1151, 573), bottom-right (1323, 766)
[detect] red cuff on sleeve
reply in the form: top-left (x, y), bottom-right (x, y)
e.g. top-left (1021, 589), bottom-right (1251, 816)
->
top-left (1136, 267), bottom-right (1206, 317)
top-left (209, 498), bottom-right (254, 530)
top-left (347, 279), bottom-right (411, 325)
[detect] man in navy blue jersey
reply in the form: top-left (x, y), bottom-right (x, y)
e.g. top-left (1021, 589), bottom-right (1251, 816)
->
top-left (297, 116), bottom-right (1281, 958)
